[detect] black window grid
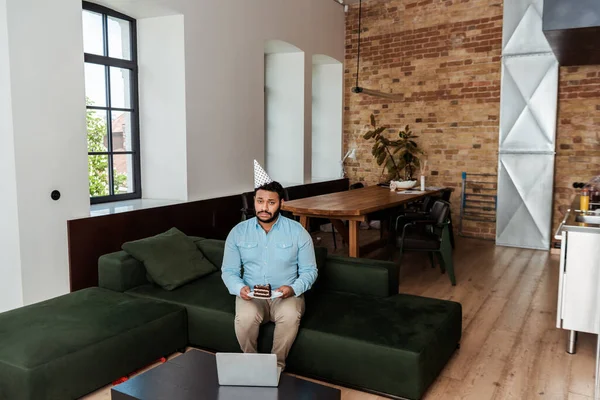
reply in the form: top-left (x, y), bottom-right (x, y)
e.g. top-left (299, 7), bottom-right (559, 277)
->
top-left (83, 1), bottom-right (141, 204)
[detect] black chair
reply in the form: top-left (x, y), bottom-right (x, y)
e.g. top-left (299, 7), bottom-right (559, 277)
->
top-left (280, 188), bottom-right (295, 220)
top-left (439, 189), bottom-right (455, 249)
top-left (240, 191), bottom-right (255, 221)
top-left (393, 195), bottom-right (433, 219)
top-left (394, 189), bottom-right (455, 250)
top-left (391, 199), bottom-right (456, 286)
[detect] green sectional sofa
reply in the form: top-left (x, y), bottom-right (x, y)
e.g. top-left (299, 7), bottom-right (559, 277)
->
top-left (98, 237), bottom-right (462, 399)
top-left (0, 236), bottom-right (461, 400)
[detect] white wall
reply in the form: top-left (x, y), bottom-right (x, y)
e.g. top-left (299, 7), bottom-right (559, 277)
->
top-left (138, 14), bottom-right (188, 201)
top-left (265, 51), bottom-right (305, 186)
top-left (6, 0), bottom-right (90, 306)
top-left (0, 0), bottom-right (23, 312)
top-left (312, 56), bottom-right (343, 180)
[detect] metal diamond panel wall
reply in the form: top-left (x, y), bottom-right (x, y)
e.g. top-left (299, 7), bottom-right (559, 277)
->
top-left (497, 0), bottom-right (558, 250)
top-left (497, 154), bottom-right (556, 249)
top-left (500, 56), bottom-right (558, 153)
top-left (503, 0), bottom-right (551, 55)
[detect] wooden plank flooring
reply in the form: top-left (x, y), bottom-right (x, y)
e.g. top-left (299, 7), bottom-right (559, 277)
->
top-left (83, 230), bottom-right (596, 400)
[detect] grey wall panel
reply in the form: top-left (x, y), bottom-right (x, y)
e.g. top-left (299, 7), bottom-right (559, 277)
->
top-left (503, 0), bottom-right (552, 55)
top-left (496, 154), bottom-right (555, 250)
top-left (499, 55), bottom-right (558, 153)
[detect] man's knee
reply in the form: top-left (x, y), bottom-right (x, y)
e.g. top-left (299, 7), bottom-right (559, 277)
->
top-left (235, 309), bottom-right (264, 327)
top-left (274, 302), bottom-right (303, 325)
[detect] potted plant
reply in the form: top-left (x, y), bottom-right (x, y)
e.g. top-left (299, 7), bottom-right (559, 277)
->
top-left (362, 114), bottom-right (425, 182)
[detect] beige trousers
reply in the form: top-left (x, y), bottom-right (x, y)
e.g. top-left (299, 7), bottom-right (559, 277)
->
top-left (234, 295), bottom-right (305, 369)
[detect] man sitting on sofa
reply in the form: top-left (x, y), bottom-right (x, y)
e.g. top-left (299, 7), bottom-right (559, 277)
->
top-left (221, 160), bottom-right (318, 370)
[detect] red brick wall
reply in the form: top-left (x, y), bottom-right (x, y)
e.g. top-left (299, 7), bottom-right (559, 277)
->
top-left (554, 66), bottom-right (600, 234)
top-left (343, 0), bottom-right (503, 239)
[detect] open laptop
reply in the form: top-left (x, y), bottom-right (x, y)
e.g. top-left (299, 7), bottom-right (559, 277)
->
top-left (216, 353), bottom-right (282, 387)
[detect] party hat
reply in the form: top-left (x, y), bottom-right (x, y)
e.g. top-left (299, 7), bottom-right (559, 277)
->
top-left (254, 159), bottom-right (273, 189)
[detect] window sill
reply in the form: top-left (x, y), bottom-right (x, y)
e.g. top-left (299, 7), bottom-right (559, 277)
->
top-left (90, 198), bottom-right (184, 217)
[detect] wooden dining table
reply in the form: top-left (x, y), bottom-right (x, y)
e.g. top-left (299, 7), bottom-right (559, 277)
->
top-left (281, 185), bottom-right (450, 258)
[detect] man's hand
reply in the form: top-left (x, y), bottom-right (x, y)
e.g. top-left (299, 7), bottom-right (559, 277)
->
top-left (240, 286), bottom-right (252, 301)
top-left (274, 285), bottom-right (295, 299)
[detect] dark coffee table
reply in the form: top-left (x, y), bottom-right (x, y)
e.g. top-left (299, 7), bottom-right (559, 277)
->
top-left (111, 349), bottom-right (341, 399)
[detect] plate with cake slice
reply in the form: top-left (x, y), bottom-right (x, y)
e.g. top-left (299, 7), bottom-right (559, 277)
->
top-left (248, 284), bottom-right (283, 299)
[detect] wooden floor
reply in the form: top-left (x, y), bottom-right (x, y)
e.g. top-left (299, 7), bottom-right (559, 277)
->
top-left (83, 229), bottom-right (596, 400)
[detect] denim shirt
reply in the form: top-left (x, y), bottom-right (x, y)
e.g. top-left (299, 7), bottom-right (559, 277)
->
top-left (221, 215), bottom-right (318, 297)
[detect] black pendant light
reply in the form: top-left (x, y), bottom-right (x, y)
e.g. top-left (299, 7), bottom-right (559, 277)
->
top-left (352, 0), bottom-right (403, 101)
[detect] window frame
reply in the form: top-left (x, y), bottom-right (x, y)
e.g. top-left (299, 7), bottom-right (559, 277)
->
top-left (83, 1), bottom-right (142, 204)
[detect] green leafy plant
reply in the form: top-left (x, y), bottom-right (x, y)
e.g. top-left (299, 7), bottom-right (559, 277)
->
top-left (363, 114), bottom-right (424, 181)
top-left (86, 97), bottom-right (127, 197)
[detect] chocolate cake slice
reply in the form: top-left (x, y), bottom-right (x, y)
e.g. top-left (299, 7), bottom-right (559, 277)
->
top-left (253, 284), bottom-right (271, 298)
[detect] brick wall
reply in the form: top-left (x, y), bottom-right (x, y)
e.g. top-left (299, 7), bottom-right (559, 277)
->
top-left (554, 66), bottom-right (600, 234)
top-left (343, 0), bottom-right (503, 240)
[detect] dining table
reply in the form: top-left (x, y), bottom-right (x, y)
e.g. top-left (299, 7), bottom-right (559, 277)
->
top-left (281, 185), bottom-right (451, 258)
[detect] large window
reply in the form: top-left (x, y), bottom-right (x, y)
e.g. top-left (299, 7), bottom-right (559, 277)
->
top-left (82, 1), bottom-right (141, 203)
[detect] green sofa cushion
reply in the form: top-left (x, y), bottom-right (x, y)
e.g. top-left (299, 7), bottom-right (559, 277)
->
top-left (127, 272), bottom-right (234, 315)
top-left (98, 249), bottom-right (149, 292)
top-left (319, 255), bottom-right (397, 298)
top-left (0, 287), bottom-right (187, 400)
top-left (194, 238), bottom-right (226, 268)
top-left (122, 228), bottom-right (217, 290)
top-left (125, 272), bottom-right (240, 352)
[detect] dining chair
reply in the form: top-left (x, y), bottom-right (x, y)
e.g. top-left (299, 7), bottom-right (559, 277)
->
top-left (440, 189), bottom-right (456, 249)
top-left (391, 199), bottom-right (456, 285)
top-left (240, 191), bottom-right (255, 221)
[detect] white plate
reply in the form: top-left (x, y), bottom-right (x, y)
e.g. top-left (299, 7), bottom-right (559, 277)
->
top-left (248, 291), bottom-right (283, 299)
top-left (391, 180), bottom-right (417, 189)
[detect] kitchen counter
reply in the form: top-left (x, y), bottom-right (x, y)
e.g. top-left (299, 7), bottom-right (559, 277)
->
top-left (555, 196), bottom-right (600, 238)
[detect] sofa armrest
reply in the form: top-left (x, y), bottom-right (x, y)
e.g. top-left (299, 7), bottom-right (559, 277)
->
top-left (318, 255), bottom-right (398, 298)
top-left (98, 251), bottom-right (149, 292)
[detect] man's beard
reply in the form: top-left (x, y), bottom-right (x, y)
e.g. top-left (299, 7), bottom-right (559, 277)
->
top-left (256, 207), bottom-right (281, 223)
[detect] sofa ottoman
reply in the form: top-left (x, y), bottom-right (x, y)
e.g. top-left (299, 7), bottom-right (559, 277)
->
top-left (0, 287), bottom-right (187, 400)
top-left (279, 290), bottom-right (462, 400)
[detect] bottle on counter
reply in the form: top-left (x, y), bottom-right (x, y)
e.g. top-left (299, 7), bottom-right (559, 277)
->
top-left (592, 189), bottom-right (600, 204)
top-left (590, 176), bottom-right (600, 205)
top-left (580, 188), bottom-right (590, 212)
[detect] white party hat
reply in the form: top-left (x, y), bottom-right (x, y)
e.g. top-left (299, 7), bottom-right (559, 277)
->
top-left (254, 159), bottom-right (273, 189)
